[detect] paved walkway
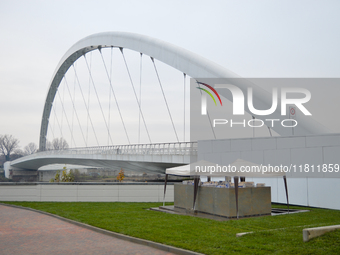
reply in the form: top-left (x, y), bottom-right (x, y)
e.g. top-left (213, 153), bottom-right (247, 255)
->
top-left (0, 205), bottom-right (176, 255)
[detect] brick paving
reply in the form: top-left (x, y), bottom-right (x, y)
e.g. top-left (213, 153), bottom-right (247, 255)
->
top-left (0, 205), bottom-right (176, 255)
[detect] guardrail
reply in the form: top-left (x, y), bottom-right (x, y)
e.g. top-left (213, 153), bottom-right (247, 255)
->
top-left (36, 142), bottom-right (197, 156)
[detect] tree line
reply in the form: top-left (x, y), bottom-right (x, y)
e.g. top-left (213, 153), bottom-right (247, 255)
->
top-left (0, 134), bottom-right (69, 165)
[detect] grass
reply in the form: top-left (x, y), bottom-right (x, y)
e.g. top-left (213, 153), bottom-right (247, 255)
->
top-left (2, 201), bottom-right (340, 254)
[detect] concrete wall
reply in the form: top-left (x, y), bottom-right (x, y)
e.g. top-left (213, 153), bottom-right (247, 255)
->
top-left (0, 183), bottom-right (174, 202)
top-left (198, 133), bottom-right (340, 210)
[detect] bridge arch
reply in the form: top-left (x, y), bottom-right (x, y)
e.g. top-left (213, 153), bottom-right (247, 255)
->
top-left (40, 32), bottom-right (242, 150)
top-left (40, 32), bottom-right (329, 150)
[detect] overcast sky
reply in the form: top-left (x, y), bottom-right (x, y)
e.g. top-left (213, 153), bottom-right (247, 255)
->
top-left (1, 0), bottom-right (340, 149)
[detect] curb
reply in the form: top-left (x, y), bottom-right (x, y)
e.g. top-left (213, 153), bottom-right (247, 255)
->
top-left (303, 225), bottom-right (340, 242)
top-left (0, 203), bottom-right (204, 255)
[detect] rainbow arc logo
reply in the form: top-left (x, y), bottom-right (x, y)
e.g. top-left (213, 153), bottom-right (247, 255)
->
top-left (196, 82), bottom-right (223, 106)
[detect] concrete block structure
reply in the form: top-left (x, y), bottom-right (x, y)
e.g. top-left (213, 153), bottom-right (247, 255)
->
top-left (174, 184), bottom-right (271, 218)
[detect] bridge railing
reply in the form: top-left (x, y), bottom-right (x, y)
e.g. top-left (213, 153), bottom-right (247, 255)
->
top-left (36, 142), bottom-right (197, 156)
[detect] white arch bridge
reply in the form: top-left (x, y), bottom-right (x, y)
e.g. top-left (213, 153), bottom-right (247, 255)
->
top-left (5, 32), bottom-right (329, 180)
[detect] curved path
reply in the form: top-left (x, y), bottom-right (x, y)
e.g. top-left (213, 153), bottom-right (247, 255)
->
top-left (0, 204), bottom-right (176, 255)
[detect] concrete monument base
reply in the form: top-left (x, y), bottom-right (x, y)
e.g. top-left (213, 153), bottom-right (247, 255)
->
top-left (174, 183), bottom-right (271, 218)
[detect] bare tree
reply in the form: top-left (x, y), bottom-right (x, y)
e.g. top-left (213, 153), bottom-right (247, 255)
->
top-left (45, 140), bottom-right (53, 150)
top-left (24, 142), bottom-right (38, 155)
top-left (52, 137), bottom-right (69, 150)
top-left (12, 149), bottom-right (24, 160)
top-left (0, 134), bottom-right (20, 161)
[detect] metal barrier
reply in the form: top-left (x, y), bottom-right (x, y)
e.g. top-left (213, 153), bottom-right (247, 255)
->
top-left (35, 142), bottom-right (197, 157)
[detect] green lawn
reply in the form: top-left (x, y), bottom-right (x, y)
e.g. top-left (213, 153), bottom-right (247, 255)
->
top-left (2, 201), bottom-right (340, 254)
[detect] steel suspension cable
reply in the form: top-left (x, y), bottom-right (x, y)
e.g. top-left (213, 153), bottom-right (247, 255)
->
top-left (56, 87), bottom-right (77, 147)
top-left (267, 126), bottom-right (273, 136)
top-left (151, 57), bottom-right (179, 142)
top-left (63, 76), bottom-right (87, 146)
top-left (120, 48), bottom-right (151, 143)
top-left (48, 78), bottom-right (70, 148)
top-left (49, 110), bottom-right (56, 142)
top-left (72, 63), bottom-right (100, 147)
top-left (50, 81), bottom-right (65, 140)
top-left (60, 77), bottom-right (66, 132)
top-left (84, 54), bottom-right (114, 146)
top-left (86, 52), bottom-right (92, 146)
top-left (53, 88), bottom-right (64, 139)
top-left (50, 106), bottom-right (61, 148)
top-left (138, 53), bottom-right (142, 144)
top-left (70, 62), bottom-right (77, 147)
top-left (99, 48), bottom-right (131, 144)
top-left (107, 46), bottom-right (113, 146)
top-left (183, 73), bottom-right (186, 142)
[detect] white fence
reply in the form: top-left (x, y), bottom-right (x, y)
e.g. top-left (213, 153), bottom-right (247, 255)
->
top-left (24, 142), bottom-right (197, 159)
top-left (0, 183), bottom-right (174, 202)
